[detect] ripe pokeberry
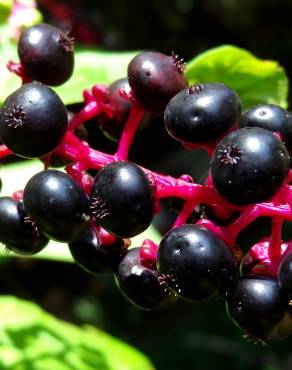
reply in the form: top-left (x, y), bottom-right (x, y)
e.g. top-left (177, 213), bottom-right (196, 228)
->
top-left (164, 83), bottom-right (242, 144)
top-left (23, 170), bottom-right (90, 242)
top-left (239, 104), bottom-right (291, 133)
top-left (127, 51), bottom-right (187, 114)
top-left (0, 197), bottom-right (48, 255)
top-left (0, 83), bottom-right (68, 158)
top-left (90, 161), bottom-right (155, 238)
top-left (68, 226), bottom-right (126, 274)
top-left (226, 275), bottom-right (289, 341)
top-left (115, 247), bottom-right (177, 310)
top-left (17, 23), bottom-right (74, 86)
top-left (239, 104), bottom-right (292, 159)
top-left (157, 224), bottom-right (238, 302)
top-left (211, 127), bottom-right (290, 205)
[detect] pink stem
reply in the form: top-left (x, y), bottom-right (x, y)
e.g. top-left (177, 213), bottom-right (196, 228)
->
top-left (68, 101), bottom-right (101, 131)
top-left (7, 61), bottom-right (32, 84)
top-left (268, 219), bottom-right (283, 263)
top-left (0, 145), bottom-right (13, 159)
top-left (115, 104), bottom-right (145, 160)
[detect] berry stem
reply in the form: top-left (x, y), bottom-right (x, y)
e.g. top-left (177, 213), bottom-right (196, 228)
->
top-left (172, 199), bottom-right (198, 227)
top-left (0, 144), bottom-right (13, 159)
top-left (68, 101), bottom-right (101, 131)
top-left (269, 219), bottom-right (283, 263)
top-left (7, 61), bottom-right (33, 84)
top-left (115, 104), bottom-right (144, 160)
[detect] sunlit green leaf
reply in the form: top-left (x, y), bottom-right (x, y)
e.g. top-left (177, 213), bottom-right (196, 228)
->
top-left (186, 45), bottom-right (289, 109)
top-left (54, 48), bottom-right (138, 105)
top-left (0, 296), bottom-right (154, 370)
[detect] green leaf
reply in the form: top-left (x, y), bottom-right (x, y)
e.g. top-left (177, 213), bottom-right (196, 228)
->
top-left (0, 0), bottom-right (12, 23)
top-left (0, 295), bottom-right (154, 370)
top-left (54, 49), bottom-right (137, 105)
top-left (186, 45), bottom-right (289, 109)
top-left (0, 159), bottom-right (161, 262)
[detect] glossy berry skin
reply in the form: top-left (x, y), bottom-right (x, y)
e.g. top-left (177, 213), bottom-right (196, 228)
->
top-left (17, 23), bottom-right (74, 86)
top-left (226, 275), bottom-right (288, 340)
top-left (23, 170), bottom-right (90, 242)
top-left (0, 83), bottom-right (68, 158)
top-left (69, 226), bottom-right (126, 274)
top-left (211, 127), bottom-right (290, 205)
top-left (0, 197), bottom-right (48, 255)
top-left (157, 224), bottom-right (237, 302)
top-left (128, 51), bottom-right (187, 114)
top-left (115, 248), bottom-right (177, 310)
top-left (239, 104), bottom-right (292, 160)
top-left (164, 83), bottom-right (242, 144)
top-left (99, 78), bottom-right (131, 141)
top-left (239, 104), bottom-right (290, 133)
top-left (278, 252), bottom-right (292, 295)
top-left (90, 161), bottom-right (155, 238)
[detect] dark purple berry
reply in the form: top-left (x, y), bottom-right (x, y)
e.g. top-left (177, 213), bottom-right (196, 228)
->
top-left (211, 127), bottom-right (290, 205)
top-left (0, 83), bottom-right (68, 158)
top-left (128, 51), bottom-right (187, 114)
top-left (68, 226), bottom-right (126, 274)
top-left (115, 247), bottom-right (177, 310)
top-left (90, 161), bottom-right (155, 238)
top-left (17, 23), bottom-right (74, 86)
top-left (157, 224), bottom-right (238, 302)
top-left (226, 275), bottom-right (289, 340)
top-left (164, 83), bottom-right (242, 144)
top-left (23, 170), bottom-right (90, 242)
top-left (239, 104), bottom-right (292, 162)
top-left (0, 197), bottom-right (48, 255)
top-left (239, 104), bottom-right (290, 133)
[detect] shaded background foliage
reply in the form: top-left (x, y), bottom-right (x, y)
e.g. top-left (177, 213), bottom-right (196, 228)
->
top-left (2, 0), bottom-right (292, 369)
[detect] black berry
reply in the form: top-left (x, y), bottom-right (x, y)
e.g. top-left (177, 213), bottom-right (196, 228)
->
top-left (164, 83), bottom-right (242, 144)
top-left (157, 224), bottom-right (238, 302)
top-left (90, 161), bottom-right (155, 238)
top-left (0, 197), bottom-right (48, 255)
top-left (69, 226), bottom-right (126, 274)
top-left (0, 83), bottom-right (68, 158)
top-left (23, 170), bottom-right (90, 242)
top-left (115, 247), bottom-right (177, 310)
top-left (226, 275), bottom-right (288, 340)
top-left (17, 23), bottom-right (74, 86)
top-left (211, 127), bottom-right (290, 205)
top-left (239, 104), bottom-right (292, 160)
top-left (128, 51), bottom-right (187, 114)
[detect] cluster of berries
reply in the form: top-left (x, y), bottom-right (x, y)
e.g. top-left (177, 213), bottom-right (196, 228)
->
top-left (1, 23), bottom-right (292, 344)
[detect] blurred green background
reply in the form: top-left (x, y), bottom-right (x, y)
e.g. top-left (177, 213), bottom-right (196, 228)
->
top-left (2, 0), bottom-right (292, 369)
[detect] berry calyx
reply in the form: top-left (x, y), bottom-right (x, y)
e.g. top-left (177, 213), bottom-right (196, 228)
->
top-left (0, 83), bottom-right (68, 158)
top-left (23, 170), bottom-right (90, 242)
top-left (17, 23), bottom-right (74, 86)
top-left (211, 127), bottom-right (290, 205)
top-left (164, 82), bottom-right (242, 144)
top-left (157, 224), bottom-right (238, 302)
top-left (115, 247), bottom-right (177, 310)
top-left (90, 161), bottom-right (155, 238)
top-left (0, 197), bottom-right (48, 255)
top-left (127, 51), bottom-right (187, 114)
